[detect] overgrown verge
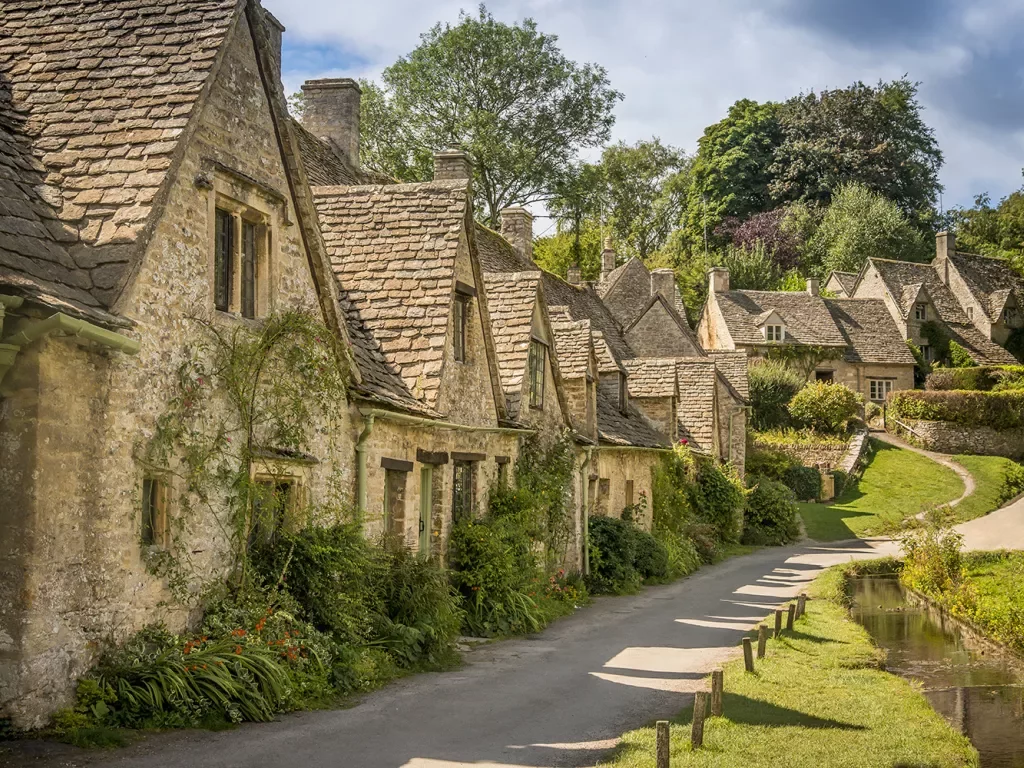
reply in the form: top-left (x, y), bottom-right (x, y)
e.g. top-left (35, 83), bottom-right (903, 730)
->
top-left (889, 389), bottom-right (1024, 430)
top-left (601, 567), bottom-right (976, 767)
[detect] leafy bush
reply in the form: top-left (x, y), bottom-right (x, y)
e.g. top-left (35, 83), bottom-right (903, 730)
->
top-left (748, 361), bottom-right (804, 430)
top-left (687, 453), bottom-right (746, 543)
top-left (926, 365), bottom-right (1024, 392)
top-left (783, 465), bottom-right (822, 501)
top-left (745, 448), bottom-right (798, 481)
top-left (900, 523), bottom-right (969, 596)
top-left (586, 516), bottom-right (669, 594)
top-left (949, 341), bottom-right (976, 368)
top-left (999, 461), bottom-right (1024, 505)
top-left (888, 389), bottom-right (1024, 430)
top-left (751, 428), bottom-right (848, 448)
top-left (742, 476), bottom-right (800, 546)
top-left (788, 381), bottom-right (862, 433)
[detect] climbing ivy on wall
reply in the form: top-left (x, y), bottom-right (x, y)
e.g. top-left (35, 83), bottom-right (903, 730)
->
top-left (139, 311), bottom-right (350, 603)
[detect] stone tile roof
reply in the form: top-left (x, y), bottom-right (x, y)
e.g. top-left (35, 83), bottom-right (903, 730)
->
top-left (622, 358), bottom-right (678, 398)
top-left (676, 359), bottom-right (716, 452)
top-left (598, 257), bottom-right (651, 328)
top-left (947, 323), bottom-right (1018, 365)
top-left (482, 271), bottom-right (541, 418)
top-left (548, 306), bottom-right (592, 380)
top-left (824, 298), bottom-right (916, 366)
top-left (869, 258), bottom-right (969, 324)
top-left (714, 290), bottom-right (847, 347)
top-left (291, 118), bottom-right (363, 187)
top-left (312, 180), bottom-right (470, 409)
top-left (706, 349), bottom-right (749, 401)
top-left (826, 270), bottom-right (858, 296)
top-left (949, 252), bottom-right (1024, 321)
top-left (592, 330), bottom-right (624, 375)
top-left (0, 0), bottom-right (238, 312)
top-left (596, 389), bottom-right (670, 449)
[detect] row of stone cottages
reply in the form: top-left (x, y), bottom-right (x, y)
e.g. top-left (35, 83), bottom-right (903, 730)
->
top-left (0, 0), bottom-right (750, 726)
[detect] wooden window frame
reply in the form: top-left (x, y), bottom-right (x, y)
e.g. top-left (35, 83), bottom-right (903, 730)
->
top-left (914, 303), bottom-right (927, 321)
top-left (625, 479), bottom-right (634, 508)
top-left (141, 474), bottom-right (170, 549)
top-left (527, 339), bottom-right (546, 409)
top-left (618, 372), bottom-right (627, 413)
top-left (452, 460), bottom-right (476, 522)
top-left (418, 466), bottom-right (433, 555)
top-left (765, 324), bottom-right (784, 342)
top-left (453, 293), bottom-right (470, 363)
top-left (868, 378), bottom-right (894, 402)
top-left (214, 208), bottom-right (234, 312)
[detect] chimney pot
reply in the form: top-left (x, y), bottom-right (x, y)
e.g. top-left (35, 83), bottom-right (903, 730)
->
top-left (567, 264), bottom-right (582, 285)
top-left (601, 236), bottom-right (617, 281)
top-left (433, 149), bottom-right (472, 181)
top-left (300, 78), bottom-right (361, 167)
top-left (500, 207), bottom-right (533, 261)
top-left (709, 267), bottom-right (729, 293)
top-left (806, 277), bottom-right (820, 296)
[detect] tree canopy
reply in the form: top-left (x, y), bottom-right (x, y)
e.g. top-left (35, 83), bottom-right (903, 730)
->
top-left (358, 5), bottom-right (621, 226)
top-left (950, 185), bottom-right (1024, 264)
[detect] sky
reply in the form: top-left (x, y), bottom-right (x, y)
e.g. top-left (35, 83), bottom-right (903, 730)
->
top-left (266, 0), bottom-right (1024, 216)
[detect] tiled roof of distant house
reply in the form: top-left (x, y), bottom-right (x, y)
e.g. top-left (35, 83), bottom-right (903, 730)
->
top-left (714, 290), bottom-right (848, 347)
top-left (596, 389), bottom-right (671, 449)
top-left (622, 358), bottom-right (678, 399)
top-left (824, 298), bottom-right (917, 366)
top-left (483, 271), bottom-right (542, 418)
top-left (948, 252), bottom-right (1024, 321)
top-left (826, 271), bottom-right (859, 296)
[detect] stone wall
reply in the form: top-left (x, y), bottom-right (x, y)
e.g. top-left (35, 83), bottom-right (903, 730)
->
top-left (0, 20), bottom-right (352, 728)
top-left (625, 300), bottom-right (702, 358)
top-left (631, 395), bottom-right (675, 441)
top-left (592, 448), bottom-right (663, 530)
top-left (895, 419), bottom-right (1024, 460)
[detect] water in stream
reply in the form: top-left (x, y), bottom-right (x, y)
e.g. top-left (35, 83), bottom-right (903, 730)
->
top-left (851, 576), bottom-right (1024, 767)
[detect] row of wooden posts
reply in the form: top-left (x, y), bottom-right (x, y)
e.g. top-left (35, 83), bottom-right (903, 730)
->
top-left (654, 592), bottom-right (808, 766)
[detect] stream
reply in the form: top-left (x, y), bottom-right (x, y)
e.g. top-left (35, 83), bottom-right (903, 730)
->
top-left (851, 576), bottom-right (1024, 767)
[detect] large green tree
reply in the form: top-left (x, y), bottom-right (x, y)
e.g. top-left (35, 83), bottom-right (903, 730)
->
top-left (359, 5), bottom-right (621, 225)
top-left (950, 186), bottom-right (1024, 262)
top-left (546, 161), bottom-right (606, 274)
top-left (602, 138), bottom-right (689, 261)
top-left (806, 182), bottom-right (928, 276)
top-left (685, 99), bottom-right (783, 246)
top-left (770, 79), bottom-right (943, 223)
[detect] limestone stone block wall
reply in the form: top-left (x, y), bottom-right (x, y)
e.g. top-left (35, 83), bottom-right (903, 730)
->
top-left (592, 448), bottom-right (663, 530)
top-left (822, 360), bottom-right (914, 402)
top-left (631, 396), bottom-right (675, 442)
top-left (895, 420), bottom-right (1024, 460)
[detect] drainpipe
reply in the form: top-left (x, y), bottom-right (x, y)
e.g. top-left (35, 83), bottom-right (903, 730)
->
top-left (0, 301), bottom-right (139, 385)
top-left (580, 446), bottom-right (593, 576)
top-left (355, 412), bottom-right (376, 516)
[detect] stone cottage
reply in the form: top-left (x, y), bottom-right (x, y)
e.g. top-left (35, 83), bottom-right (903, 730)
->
top-left (849, 233), bottom-right (1021, 364)
top-left (698, 268), bottom-right (916, 402)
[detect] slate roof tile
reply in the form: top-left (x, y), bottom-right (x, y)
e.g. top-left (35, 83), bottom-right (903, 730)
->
top-left (715, 290), bottom-right (847, 347)
top-left (675, 358), bottom-right (716, 452)
top-left (706, 349), bottom-right (749, 401)
top-left (548, 306), bottom-right (592, 380)
top-left (948, 251), bottom-right (1024, 321)
top-left (824, 298), bottom-right (916, 366)
top-left (826, 270), bottom-right (858, 296)
top-left (869, 258), bottom-right (969, 324)
top-left (622, 358), bottom-right (678, 398)
top-left (596, 389), bottom-right (670, 449)
top-left (482, 271), bottom-right (540, 418)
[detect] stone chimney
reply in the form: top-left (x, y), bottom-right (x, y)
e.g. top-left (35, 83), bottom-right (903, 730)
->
top-left (709, 266), bottom-right (729, 293)
top-left (806, 277), bottom-right (819, 296)
top-left (935, 231), bottom-right (954, 285)
top-left (651, 269), bottom-right (677, 303)
top-left (567, 264), bottom-right (582, 285)
top-left (500, 207), bottom-right (533, 261)
top-left (600, 236), bottom-right (617, 281)
top-left (300, 78), bottom-right (361, 167)
top-left (433, 149), bottom-right (472, 181)
top-left (261, 9), bottom-right (285, 84)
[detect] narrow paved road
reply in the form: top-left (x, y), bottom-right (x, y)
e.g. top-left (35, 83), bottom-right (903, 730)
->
top-left (10, 541), bottom-right (894, 768)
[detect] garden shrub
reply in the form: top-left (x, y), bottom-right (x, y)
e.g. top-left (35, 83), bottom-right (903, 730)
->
top-left (949, 341), bottom-right (976, 368)
top-left (586, 516), bottom-right (669, 594)
top-left (833, 469), bottom-right (850, 497)
top-left (889, 389), bottom-right (1024, 430)
top-left (900, 523), bottom-right (969, 596)
top-left (742, 476), bottom-right (800, 546)
top-left (999, 461), bottom-right (1024, 505)
top-left (748, 361), bottom-right (804, 430)
top-left (687, 453), bottom-right (745, 543)
top-left (788, 381), bottom-right (862, 433)
top-left (782, 464), bottom-right (822, 501)
top-left (632, 528), bottom-right (670, 582)
top-left (744, 447), bottom-right (798, 481)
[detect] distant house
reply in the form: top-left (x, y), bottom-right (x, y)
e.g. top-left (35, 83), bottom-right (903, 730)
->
top-left (851, 233), bottom-right (1019, 365)
top-left (824, 271), bottom-right (859, 298)
top-left (698, 269), bottom-right (916, 402)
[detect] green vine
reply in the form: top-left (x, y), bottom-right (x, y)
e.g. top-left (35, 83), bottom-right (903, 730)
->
top-left (137, 311), bottom-right (350, 604)
top-left (764, 344), bottom-right (844, 380)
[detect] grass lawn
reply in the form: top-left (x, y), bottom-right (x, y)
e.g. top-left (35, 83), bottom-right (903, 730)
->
top-left (599, 569), bottom-right (977, 768)
top-left (949, 455), bottom-right (1018, 523)
top-left (798, 439), bottom-right (963, 541)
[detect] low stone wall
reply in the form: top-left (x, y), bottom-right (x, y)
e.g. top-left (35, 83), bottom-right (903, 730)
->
top-left (838, 428), bottom-right (870, 475)
top-left (893, 419), bottom-right (1024, 460)
top-left (751, 440), bottom-right (848, 470)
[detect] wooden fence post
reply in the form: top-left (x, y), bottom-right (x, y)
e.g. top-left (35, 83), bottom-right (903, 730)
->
top-left (711, 669), bottom-right (723, 716)
top-left (787, 603), bottom-right (796, 631)
top-left (797, 592), bottom-right (807, 618)
top-left (691, 691), bottom-right (708, 749)
top-left (757, 624), bottom-right (767, 659)
top-left (656, 720), bottom-right (670, 768)
top-left (774, 609), bottom-right (783, 638)
top-left (742, 637), bottom-right (754, 673)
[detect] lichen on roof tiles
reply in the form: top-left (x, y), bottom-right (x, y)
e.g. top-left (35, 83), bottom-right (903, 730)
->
top-left (824, 298), bottom-right (916, 366)
top-left (675, 358), bottom-right (716, 451)
top-left (482, 271), bottom-right (540, 418)
top-left (622, 358), bottom-right (677, 398)
top-left (715, 290), bottom-right (847, 347)
top-left (596, 389), bottom-right (670, 449)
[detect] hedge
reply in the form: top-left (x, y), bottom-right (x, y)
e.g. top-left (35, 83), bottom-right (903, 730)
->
top-left (926, 365), bottom-right (1024, 392)
top-left (888, 389), bottom-right (1024, 431)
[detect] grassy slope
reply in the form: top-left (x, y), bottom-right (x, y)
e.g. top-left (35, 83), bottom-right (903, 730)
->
top-left (949, 455), bottom-right (1016, 523)
top-left (798, 439), bottom-right (963, 541)
top-left (600, 570), bottom-right (977, 768)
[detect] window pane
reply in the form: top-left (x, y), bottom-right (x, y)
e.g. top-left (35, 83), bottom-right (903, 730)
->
top-left (452, 461), bottom-right (473, 522)
top-left (385, 469), bottom-right (408, 540)
top-left (141, 477), bottom-right (156, 545)
top-left (241, 221), bottom-right (257, 319)
top-left (214, 209), bottom-right (233, 311)
top-left (453, 297), bottom-right (467, 362)
top-left (251, 480), bottom-right (290, 550)
top-left (528, 341), bottom-right (545, 408)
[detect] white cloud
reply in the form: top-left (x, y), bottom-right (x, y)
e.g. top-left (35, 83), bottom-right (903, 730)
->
top-left (266, 0), bottom-right (1024, 208)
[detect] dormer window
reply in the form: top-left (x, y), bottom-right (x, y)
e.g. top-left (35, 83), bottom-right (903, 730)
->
top-left (1004, 306), bottom-right (1020, 327)
top-left (914, 303), bottom-right (927, 321)
top-left (618, 372), bottom-right (628, 413)
top-left (453, 282), bottom-right (476, 363)
top-left (764, 325), bottom-right (784, 342)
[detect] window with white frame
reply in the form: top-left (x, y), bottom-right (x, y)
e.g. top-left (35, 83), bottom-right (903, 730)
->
top-left (914, 303), bottom-right (927, 321)
top-left (764, 324), bottom-right (784, 342)
top-left (868, 378), bottom-right (894, 402)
